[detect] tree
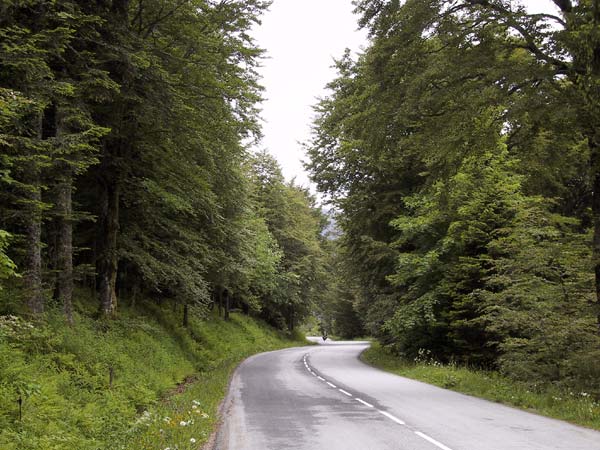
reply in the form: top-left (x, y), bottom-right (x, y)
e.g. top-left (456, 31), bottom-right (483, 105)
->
top-left (354, 0), bottom-right (600, 317)
top-left (250, 151), bottom-right (326, 330)
top-left (483, 197), bottom-right (599, 389)
top-left (308, 0), bottom-right (597, 383)
top-left (70, 0), bottom-right (267, 317)
top-left (0, 1), bottom-right (107, 317)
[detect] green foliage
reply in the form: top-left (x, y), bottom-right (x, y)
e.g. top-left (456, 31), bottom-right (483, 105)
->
top-left (483, 200), bottom-right (600, 390)
top-left (385, 143), bottom-right (524, 364)
top-left (249, 151), bottom-right (327, 329)
top-left (308, 0), bottom-right (599, 395)
top-left (0, 230), bottom-right (16, 286)
top-left (313, 239), bottom-right (365, 339)
top-left (0, 298), bottom-right (305, 449)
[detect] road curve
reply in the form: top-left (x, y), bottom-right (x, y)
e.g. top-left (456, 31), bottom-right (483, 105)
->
top-left (211, 339), bottom-right (600, 450)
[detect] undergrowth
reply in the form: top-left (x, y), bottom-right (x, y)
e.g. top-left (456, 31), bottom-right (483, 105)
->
top-left (0, 295), bottom-right (306, 449)
top-left (361, 342), bottom-right (600, 431)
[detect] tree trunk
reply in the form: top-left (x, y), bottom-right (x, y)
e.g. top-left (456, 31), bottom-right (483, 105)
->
top-left (56, 170), bottom-right (74, 324)
top-left (586, 22), bottom-right (600, 330)
top-left (217, 287), bottom-right (223, 317)
top-left (23, 109), bottom-right (46, 315)
top-left (24, 166), bottom-right (43, 315)
top-left (223, 289), bottom-right (230, 321)
top-left (98, 177), bottom-right (119, 317)
top-left (183, 303), bottom-right (189, 327)
top-left (590, 134), bottom-right (600, 331)
top-left (130, 282), bottom-right (137, 309)
top-left (289, 304), bottom-right (295, 331)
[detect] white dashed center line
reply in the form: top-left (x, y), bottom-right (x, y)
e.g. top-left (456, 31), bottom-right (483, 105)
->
top-left (415, 431), bottom-right (455, 450)
top-left (338, 388), bottom-right (352, 397)
top-left (378, 410), bottom-right (406, 425)
top-left (302, 353), bottom-right (455, 450)
top-left (355, 398), bottom-right (373, 408)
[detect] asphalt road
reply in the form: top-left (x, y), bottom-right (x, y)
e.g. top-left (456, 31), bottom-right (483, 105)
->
top-left (212, 339), bottom-right (600, 450)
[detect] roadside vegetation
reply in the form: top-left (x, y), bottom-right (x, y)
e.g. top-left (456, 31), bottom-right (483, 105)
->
top-left (0, 296), bottom-right (306, 450)
top-left (362, 343), bottom-right (600, 431)
top-left (309, 0), bottom-right (600, 407)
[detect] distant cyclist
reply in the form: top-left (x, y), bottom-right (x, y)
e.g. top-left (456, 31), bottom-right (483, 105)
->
top-left (318, 322), bottom-right (328, 341)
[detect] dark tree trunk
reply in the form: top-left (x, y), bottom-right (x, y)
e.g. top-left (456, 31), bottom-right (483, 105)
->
top-left (223, 289), bottom-right (230, 321)
top-left (130, 282), bottom-right (137, 309)
top-left (586, 24), bottom-right (600, 330)
top-left (590, 135), bottom-right (600, 330)
top-left (183, 303), bottom-right (189, 327)
top-left (217, 287), bottom-right (223, 317)
top-left (98, 175), bottom-right (119, 317)
top-left (94, 0), bottom-right (131, 318)
top-left (56, 170), bottom-right (74, 324)
top-left (289, 304), bottom-right (294, 331)
top-left (24, 165), bottom-right (43, 315)
top-left (23, 109), bottom-right (47, 315)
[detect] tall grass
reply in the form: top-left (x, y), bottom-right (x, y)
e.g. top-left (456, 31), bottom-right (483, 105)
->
top-left (0, 297), bottom-right (306, 449)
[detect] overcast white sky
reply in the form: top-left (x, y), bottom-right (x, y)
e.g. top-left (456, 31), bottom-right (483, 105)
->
top-left (250, 0), bottom-right (558, 190)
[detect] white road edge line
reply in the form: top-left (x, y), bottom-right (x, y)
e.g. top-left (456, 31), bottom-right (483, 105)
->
top-left (414, 431), bottom-right (454, 450)
top-left (355, 398), bottom-right (373, 408)
top-left (378, 410), bottom-right (405, 425)
top-left (317, 376), bottom-right (325, 381)
top-left (326, 381), bottom-right (337, 388)
top-left (339, 389), bottom-right (352, 397)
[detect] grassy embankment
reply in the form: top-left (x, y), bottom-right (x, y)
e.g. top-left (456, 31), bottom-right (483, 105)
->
top-left (362, 342), bottom-right (600, 431)
top-left (0, 298), bottom-right (306, 450)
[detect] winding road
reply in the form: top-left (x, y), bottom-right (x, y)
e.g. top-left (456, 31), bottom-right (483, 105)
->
top-left (212, 339), bottom-right (600, 450)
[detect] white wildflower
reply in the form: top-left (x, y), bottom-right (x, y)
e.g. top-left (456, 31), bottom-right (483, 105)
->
top-left (190, 438), bottom-right (196, 444)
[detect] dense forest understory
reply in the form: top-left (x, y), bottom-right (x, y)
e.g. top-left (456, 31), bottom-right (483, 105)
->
top-left (309, 0), bottom-right (600, 401)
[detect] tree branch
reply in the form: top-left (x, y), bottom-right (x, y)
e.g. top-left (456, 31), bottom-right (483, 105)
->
top-left (464, 0), bottom-right (571, 74)
top-left (140, 0), bottom-right (190, 38)
top-left (552, 0), bottom-right (573, 13)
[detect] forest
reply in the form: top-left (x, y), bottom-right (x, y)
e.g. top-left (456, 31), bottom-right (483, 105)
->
top-left (0, 0), bottom-right (329, 329)
top-left (1, 0), bottom-right (600, 447)
top-left (0, 1), bottom-right (328, 447)
top-left (309, 0), bottom-right (600, 397)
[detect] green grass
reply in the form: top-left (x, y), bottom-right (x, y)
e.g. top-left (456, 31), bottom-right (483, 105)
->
top-left (0, 297), bottom-right (307, 449)
top-left (361, 342), bottom-right (600, 431)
